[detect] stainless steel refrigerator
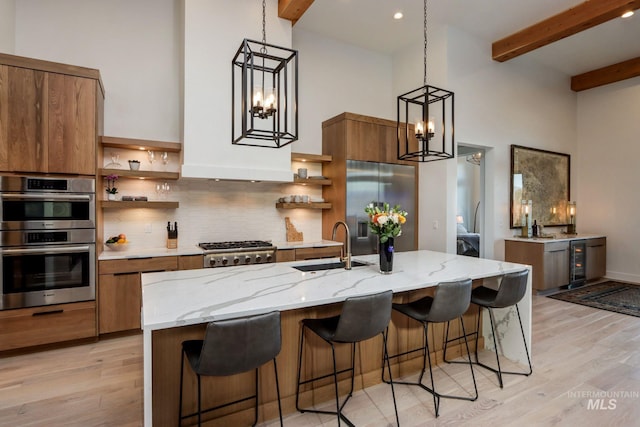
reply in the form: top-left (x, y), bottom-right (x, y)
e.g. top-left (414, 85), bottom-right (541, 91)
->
top-left (346, 160), bottom-right (416, 255)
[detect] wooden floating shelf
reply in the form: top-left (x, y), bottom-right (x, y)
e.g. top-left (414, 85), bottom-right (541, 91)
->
top-left (291, 152), bottom-right (332, 163)
top-left (99, 168), bottom-right (180, 180)
top-left (100, 201), bottom-right (179, 209)
top-left (101, 136), bottom-right (182, 153)
top-left (292, 177), bottom-right (332, 186)
top-left (275, 202), bottom-right (332, 209)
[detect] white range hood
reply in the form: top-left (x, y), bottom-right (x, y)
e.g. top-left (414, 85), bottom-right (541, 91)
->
top-left (181, 0), bottom-right (293, 182)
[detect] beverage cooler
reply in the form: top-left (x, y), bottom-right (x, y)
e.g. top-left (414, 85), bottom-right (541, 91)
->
top-left (569, 240), bottom-right (586, 288)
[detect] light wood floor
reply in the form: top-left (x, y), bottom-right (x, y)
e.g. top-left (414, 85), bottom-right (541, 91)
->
top-left (1, 294), bottom-right (639, 426)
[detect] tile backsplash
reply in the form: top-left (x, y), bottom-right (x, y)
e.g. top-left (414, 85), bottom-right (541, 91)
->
top-left (102, 178), bottom-right (324, 251)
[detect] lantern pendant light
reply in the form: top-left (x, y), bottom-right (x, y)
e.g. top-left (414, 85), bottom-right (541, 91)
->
top-left (397, 0), bottom-right (454, 162)
top-left (232, 0), bottom-right (298, 148)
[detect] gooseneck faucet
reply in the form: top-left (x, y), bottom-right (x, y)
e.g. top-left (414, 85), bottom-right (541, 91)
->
top-left (332, 221), bottom-right (352, 270)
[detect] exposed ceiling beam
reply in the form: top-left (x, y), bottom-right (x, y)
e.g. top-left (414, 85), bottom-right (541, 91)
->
top-left (492, 0), bottom-right (640, 62)
top-left (571, 56), bottom-right (640, 91)
top-left (278, 0), bottom-right (315, 25)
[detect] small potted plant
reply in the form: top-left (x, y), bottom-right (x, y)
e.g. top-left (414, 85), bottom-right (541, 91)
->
top-left (106, 174), bottom-right (118, 200)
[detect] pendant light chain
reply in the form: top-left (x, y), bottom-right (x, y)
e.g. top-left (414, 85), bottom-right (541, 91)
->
top-left (261, 0), bottom-right (268, 54)
top-left (423, 0), bottom-right (428, 87)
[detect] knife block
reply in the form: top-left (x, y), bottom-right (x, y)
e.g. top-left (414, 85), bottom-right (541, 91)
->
top-left (167, 229), bottom-right (178, 249)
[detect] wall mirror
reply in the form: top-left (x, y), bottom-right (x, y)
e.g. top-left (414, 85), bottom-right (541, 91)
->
top-left (510, 145), bottom-right (570, 228)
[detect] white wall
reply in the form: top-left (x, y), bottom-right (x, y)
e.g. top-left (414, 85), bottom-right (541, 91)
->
top-left (14, 0), bottom-right (181, 142)
top-left (392, 24), bottom-right (455, 253)
top-left (181, 0), bottom-right (292, 181)
top-left (392, 26), bottom-right (577, 257)
top-left (577, 77), bottom-right (640, 283)
top-left (292, 28), bottom-right (394, 153)
top-left (0, 0), bottom-right (15, 53)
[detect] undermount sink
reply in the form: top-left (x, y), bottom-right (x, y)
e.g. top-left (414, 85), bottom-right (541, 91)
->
top-left (293, 260), bottom-right (370, 272)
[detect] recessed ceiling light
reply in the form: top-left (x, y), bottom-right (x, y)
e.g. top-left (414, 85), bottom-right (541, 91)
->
top-left (393, 11), bottom-right (403, 20)
top-left (621, 10), bottom-right (634, 18)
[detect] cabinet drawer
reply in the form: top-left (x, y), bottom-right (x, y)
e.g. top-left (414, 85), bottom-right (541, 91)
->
top-left (295, 246), bottom-right (342, 260)
top-left (544, 241), bottom-right (570, 253)
top-left (0, 301), bottom-right (96, 352)
top-left (178, 255), bottom-right (204, 270)
top-left (99, 256), bottom-right (178, 274)
top-left (276, 248), bottom-right (295, 262)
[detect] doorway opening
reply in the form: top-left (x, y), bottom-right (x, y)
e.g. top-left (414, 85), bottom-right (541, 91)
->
top-left (456, 144), bottom-right (485, 258)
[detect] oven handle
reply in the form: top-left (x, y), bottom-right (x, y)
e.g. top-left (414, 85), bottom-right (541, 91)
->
top-left (0, 245), bottom-right (91, 255)
top-left (1, 193), bottom-right (92, 201)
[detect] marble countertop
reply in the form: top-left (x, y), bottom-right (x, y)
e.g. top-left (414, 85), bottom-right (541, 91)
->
top-left (99, 239), bottom-right (342, 260)
top-left (99, 246), bottom-right (203, 260)
top-left (141, 250), bottom-right (529, 331)
top-left (504, 234), bottom-right (606, 244)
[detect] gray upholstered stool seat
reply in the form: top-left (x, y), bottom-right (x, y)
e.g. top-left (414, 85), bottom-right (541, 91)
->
top-left (178, 311), bottom-right (283, 427)
top-left (468, 269), bottom-right (532, 388)
top-left (386, 279), bottom-right (478, 418)
top-left (296, 290), bottom-right (400, 426)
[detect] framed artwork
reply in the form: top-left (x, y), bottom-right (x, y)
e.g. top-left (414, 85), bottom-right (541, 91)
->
top-left (510, 145), bottom-right (570, 228)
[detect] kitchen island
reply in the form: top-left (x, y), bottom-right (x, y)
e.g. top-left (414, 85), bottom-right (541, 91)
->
top-left (141, 250), bottom-right (531, 426)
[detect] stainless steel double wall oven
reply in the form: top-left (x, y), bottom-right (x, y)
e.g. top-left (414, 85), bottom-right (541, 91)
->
top-left (0, 176), bottom-right (96, 310)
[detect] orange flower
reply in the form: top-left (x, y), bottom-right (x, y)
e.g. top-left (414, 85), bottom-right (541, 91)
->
top-left (398, 215), bottom-right (406, 224)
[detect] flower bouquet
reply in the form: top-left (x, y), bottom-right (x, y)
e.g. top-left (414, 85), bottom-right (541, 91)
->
top-left (365, 203), bottom-right (408, 273)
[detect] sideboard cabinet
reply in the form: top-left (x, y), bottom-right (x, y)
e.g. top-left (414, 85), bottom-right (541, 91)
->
top-left (505, 236), bottom-right (606, 292)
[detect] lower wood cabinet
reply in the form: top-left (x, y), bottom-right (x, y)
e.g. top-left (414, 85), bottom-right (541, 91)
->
top-left (98, 255), bottom-right (202, 334)
top-left (98, 272), bottom-right (141, 334)
top-left (505, 236), bottom-right (606, 292)
top-left (586, 238), bottom-right (607, 280)
top-left (0, 301), bottom-right (96, 352)
top-left (276, 245), bottom-right (342, 262)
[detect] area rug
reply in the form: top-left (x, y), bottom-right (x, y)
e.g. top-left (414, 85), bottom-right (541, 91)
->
top-left (548, 281), bottom-right (640, 318)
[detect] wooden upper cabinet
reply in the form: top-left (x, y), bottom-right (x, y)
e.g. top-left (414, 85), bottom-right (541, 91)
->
top-left (0, 54), bottom-right (103, 176)
top-left (0, 65), bottom-right (48, 173)
top-left (325, 112), bottom-right (414, 166)
top-left (47, 73), bottom-right (96, 175)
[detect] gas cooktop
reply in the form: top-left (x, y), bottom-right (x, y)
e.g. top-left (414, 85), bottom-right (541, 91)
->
top-left (199, 240), bottom-right (276, 268)
top-left (198, 240), bottom-right (274, 252)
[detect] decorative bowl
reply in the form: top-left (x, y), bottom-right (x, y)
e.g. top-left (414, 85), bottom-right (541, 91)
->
top-left (128, 160), bottom-right (140, 171)
top-left (106, 242), bottom-right (129, 251)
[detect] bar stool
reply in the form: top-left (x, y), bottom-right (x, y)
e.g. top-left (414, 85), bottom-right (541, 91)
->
top-left (385, 279), bottom-right (477, 417)
top-left (295, 290), bottom-right (399, 426)
top-left (178, 311), bottom-right (283, 427)
top-left (468, 269), bottom-right (532, 388)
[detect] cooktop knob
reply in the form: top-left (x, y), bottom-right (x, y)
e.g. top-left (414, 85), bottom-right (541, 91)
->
top-left (209, 258), bottom-right (216, 266)
top-left (255, 254), bottom-right (262, 263)
top-left (266, 253), bottom-right (273, 262)
top-left (221, 257), bottom-right (228, 266)
top-left (233, 256), bottom-right (240, 265)
top-left (244, 256), bottom-right (251, 264)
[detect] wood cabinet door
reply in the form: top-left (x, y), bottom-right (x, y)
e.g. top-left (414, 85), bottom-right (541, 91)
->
top-left (47, 73), bottom-right (96, 175)
top-left (0, 65), bottom-right (48, 173)
top-left (586, 238), bottom-right (606, 280)
top-left (543, 243), bottom-right (570, 289)
top-left (345, 119), bottom-right (382, 162)
top-left (98, 272), bottom-right (141, 334)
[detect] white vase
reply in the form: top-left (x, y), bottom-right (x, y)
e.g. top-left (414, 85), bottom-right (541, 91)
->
top-left (108, 193), bottom-right (116, 201)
